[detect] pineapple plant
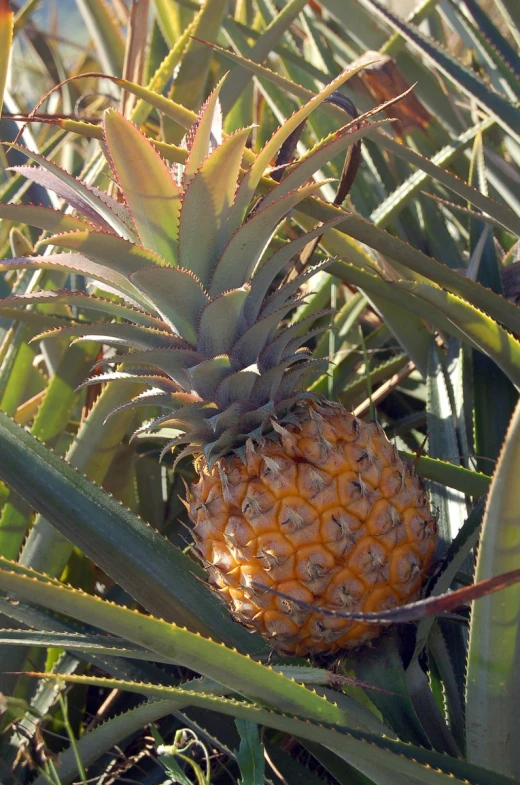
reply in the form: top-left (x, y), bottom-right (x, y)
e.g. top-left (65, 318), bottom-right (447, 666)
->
top-left (1, 0), bottom-right (520, 781)
top-left (0, 75), bottom-right (437, 657)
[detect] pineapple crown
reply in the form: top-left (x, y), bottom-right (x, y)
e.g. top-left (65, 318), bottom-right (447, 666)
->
top-left (0, 71), bottom-right (386, 467)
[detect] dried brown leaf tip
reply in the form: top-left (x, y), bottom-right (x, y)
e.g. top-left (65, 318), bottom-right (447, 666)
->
top-left (350, 51), bottom-right (432, 136)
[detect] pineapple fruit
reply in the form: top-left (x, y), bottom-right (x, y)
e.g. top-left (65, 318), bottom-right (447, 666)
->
top-left (191, 403), bottom-right (436, 655)
top-left (0, 74), bottom-right (437, 656)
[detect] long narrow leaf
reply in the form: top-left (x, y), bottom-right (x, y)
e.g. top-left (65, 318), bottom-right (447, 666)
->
top-left (0, 409), bottom-right (262, 654)
top-left (22, 669), bottom-right (520, 785)
top-left (466, 399), bottom-right (520, 778)
top-left (352, 0), bottom-right (520, 143)
top-left (103, 109), bottom-right (181, 265)
top-left (0, 564), bottom-right (356, 726)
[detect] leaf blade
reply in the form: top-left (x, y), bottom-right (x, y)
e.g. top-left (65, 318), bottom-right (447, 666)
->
top-left (0, 409), bottom-right (261, 654)
top-left (103, 109), bottom-right (181, 265)
top-left (353, 0), bottom-right (520, 143)
top-left (466, 398), bottom-right (520, 778)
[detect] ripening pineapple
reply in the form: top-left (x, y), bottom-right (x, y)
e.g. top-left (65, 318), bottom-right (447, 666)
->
top-left (190, 403), bottom-right (437, 656)
top-left (0, 73), bottom-right (437, 656)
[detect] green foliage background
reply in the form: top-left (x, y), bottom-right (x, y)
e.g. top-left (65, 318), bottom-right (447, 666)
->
top-left (0, 1), bottom-right (518, 783)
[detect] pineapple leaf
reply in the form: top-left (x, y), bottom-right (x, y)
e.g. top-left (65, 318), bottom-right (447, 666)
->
top-left (121, 71), bottom-right (198, 129)
top-left (17, 668), bottom-right (520, 785)
top-left (197, 289), bottom-right (249, 356)
top-left (262, 265), bottom-right (335, 318)
top-left (0, 291), bottom-right (166, 329)
top-left (235, 719), bottom-right (265, 785)
top-left (0, 308), bottom-right (75, 329)
top-left (0, 628), bottom-right (173, 661)
top-left (0, 202), bottom-right (93, 233)
top-left (181, 61), bottom-right (515, 329)
top-left (116, 348), bottom-right (206, 387)
top-left (260, 118), bottom-right (389, 207)
top-left (325, 224), bottom-right (520, 336)
top-left (42, 115), bottom-right (191, 165)
top-left (246, 216), bottom-right (346, 324)
top-left (249, 359), bottom-right (303, 404)
top-left (282, 327), bottom-right (329, 362)
top-left (350, 630), bottom-right (431, 748)
top-left (103, 109), bottom-right (182, 265)
top-left (187, 355), bottom-right (234, 400)
top-left (131, 9), bottom-right (201, 127)
top-left (12, 381), bottom-right (145, 584)
top-left (168, 0), bottom-right (228, 116)
top-left (415, 497), bottom-right (486, 661)
top-left (335, 353), bottom-right (409, 399)
top-left (32, 322), bottom-right (181, 352)
top-left (0, 592), bottom-right (193, 781)
top-left (215, 370), bottom-right (260, 409)
top-left (179, 125), bottom-right (252, 287)
top-left (74, 0), bottom-right (125, 76)
top-left (130, 266), bottom-right (210, 345)
top-left (160, 402), bottom-right (222, 434)
top-left (373, 131), bottom-right (520, 236)
top-left (260, 314), bottom-right (331, 369)
top-left (356, 0), bottom-right (520, 144)
top-left (210, 181), bottom-right (327, 296)
top-left (76, 369), bottom-right (179, 393)
top-left (0, 411), bottom-right (261, 653)
top-left (466, 398), bottom-right (520, 777)
top-left (0, 253), bottom-right (141, 305)
top-left (104, 392), bottom-right (206, 423)
top-left (228, 62), bottom-right (376, 230)
top-left (276, 359), bottom-right (328, 398)
top-left (0, 565), bottom-right (354, 727)
top-left (5, 145), bottom-right (135, 238)
top-left (30, 699), bottom-right (187, 785)
top-left (153, 0), bottom-right (197, 48)
top-left (400, 454), bottom-right (490, 498)
top-left (134, 416), bottom-right (206, 443)
top-left (370, 116), bottom-right (493, 229)
top-left (463, 0), bottom-right (520, 79)
top-left (427, 622), bottom-right (466, 756)
top-left (208, 35), bottom-right (520, 233)
top-left (184, 76), bottom-right (226, 178)
top-left (218, 0), bottom-right (310, 115)
top-left (395, 282), bottom-right (520, 389)
top-left (285, 211), bottom-right (520, 344)
top-left (427, 341), bottom-right (467, 549)
top-left (38, 229), bottom-right (169, 277)
top-left (0, 341), bottom-right (100, 560)
top-left (404, 655), bottom-right (461, 757)
top-left (233, 304), bottom-right (300, 367)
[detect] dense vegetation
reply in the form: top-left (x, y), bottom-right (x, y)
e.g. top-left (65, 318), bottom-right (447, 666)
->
top-left (0, 1), bottom-right (519, 783)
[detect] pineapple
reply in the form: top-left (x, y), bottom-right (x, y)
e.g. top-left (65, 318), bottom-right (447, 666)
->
top-left (0, 73), bottom-right (437, 656)
top-left (190, 403), bottom-right (436, 656)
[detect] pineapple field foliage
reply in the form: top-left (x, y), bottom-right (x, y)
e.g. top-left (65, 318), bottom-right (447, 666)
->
top-left (0, 0), bottom-right (518, 782)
